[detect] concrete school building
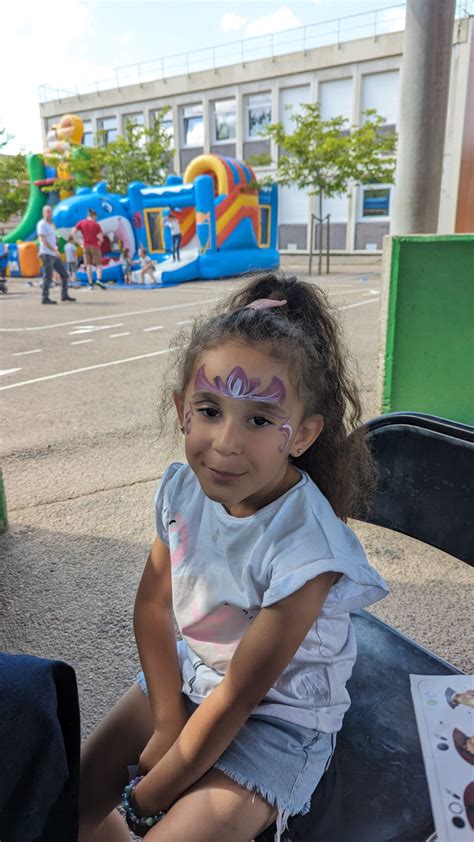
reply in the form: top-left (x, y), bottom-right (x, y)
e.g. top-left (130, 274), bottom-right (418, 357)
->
top-left (38, 7), bottom-right (473, 256)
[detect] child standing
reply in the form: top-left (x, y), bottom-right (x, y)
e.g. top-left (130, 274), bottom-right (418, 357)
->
top-left (79, 273), bottom-right (388, 842)
top-left (164, 212), bottom-right (182, 262)
top-left (121, 247), bottom-right (133, 285)
top-left (64, 236), bottom-right (78, 285)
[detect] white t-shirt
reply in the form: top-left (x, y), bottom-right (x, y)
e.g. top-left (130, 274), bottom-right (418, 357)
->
top-left (166, 218), bottom-right (180, 236)
top-left (155, 463), bottom-right (388, 733)
top-left (37, 220), bottom-right (57, 256)
top-left (64, 242), bottom-right (77, 262)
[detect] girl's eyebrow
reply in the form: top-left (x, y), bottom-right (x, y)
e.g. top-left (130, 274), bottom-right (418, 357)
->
top-left (191, 390), bottom-right (286, 415)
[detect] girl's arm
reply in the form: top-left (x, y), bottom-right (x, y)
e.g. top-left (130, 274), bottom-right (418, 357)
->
top-left (134, 538), bottom-right (189, 758)
top-left (134, 571), bottom-right (336, 814)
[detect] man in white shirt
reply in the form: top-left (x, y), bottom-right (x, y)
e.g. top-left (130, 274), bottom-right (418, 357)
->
top-left (37, 205), bottom-right (75, 305)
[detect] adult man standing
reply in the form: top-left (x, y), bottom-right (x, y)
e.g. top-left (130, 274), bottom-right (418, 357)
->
top-left (73, 209), bottom-right (106, 289)
top-left (37, 206), bottom-right (76, 305)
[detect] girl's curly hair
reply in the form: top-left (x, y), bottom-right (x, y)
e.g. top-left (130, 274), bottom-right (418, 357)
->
top-left (160, 271), bottom-right (376, 520)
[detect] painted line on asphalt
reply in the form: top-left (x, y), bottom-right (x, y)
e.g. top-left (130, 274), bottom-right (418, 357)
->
top-left (0, 348), bottom-right (176, 391)
top-left (0, 299), bottom-right (218, 333)
top-left (12, 349), bottom-right (43, 356)
top-left (71, 339), bottom-right (93, 345)
top-left (109, 332), bottom-right (131, 338)
top-left (68, 323), bottom-right (125, 335)
top-left (177, 319), bottom-right (193, 325)
top-left (341, 298), bottom-right (380, 310)
top-left (0, 368), bottom-right (22, 377)
top-left (143, 325), bottom-right (164, 332)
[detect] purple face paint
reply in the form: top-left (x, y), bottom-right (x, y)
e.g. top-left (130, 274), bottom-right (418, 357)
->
top-left (194, 365), bottom-right (286, 404)
top-left (193, 365), bottom-right (293, 452)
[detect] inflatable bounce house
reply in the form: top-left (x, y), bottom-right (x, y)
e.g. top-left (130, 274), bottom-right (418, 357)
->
top-left (3, 114), bottom-right (279, 286)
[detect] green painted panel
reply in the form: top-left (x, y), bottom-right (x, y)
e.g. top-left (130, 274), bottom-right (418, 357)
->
top-left (384, 235), bottom-right (474, 424)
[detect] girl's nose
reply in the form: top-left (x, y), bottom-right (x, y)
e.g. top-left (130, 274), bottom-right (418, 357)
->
top-left (213, 418), bottom-right (243, 456)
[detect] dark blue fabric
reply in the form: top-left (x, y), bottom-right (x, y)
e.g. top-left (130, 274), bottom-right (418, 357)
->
top-left (0, 653), bottom-right (80, 842)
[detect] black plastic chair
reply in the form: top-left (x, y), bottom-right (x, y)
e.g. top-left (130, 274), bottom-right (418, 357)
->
top-left (257, 412), bottom-right (473, 842)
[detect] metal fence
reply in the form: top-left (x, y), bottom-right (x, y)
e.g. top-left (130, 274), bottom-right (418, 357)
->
top-left (38, 1), bottom-right (472, 104)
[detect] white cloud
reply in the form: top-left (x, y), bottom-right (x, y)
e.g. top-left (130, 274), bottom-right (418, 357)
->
top-left (245, 7), bottom-right (301, 38)
top-left (220, 12), bottom-right (247, 33)
top-left (2, 0), bottom-right (110, 154)
top-left (119, 32), bottom-right (135, 45)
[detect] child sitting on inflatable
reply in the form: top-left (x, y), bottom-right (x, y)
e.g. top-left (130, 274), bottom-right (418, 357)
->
top-left (138, 246), bottom-right (156, 284)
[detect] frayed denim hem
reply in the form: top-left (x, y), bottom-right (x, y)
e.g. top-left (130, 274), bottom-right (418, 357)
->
top-left (213, 759), bottom-right (310, 842)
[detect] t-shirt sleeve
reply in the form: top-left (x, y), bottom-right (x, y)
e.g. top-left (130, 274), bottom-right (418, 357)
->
top-left (153, 462), bottom-right (184, 545)
top-left (262, 522), bottom-right (388, 614)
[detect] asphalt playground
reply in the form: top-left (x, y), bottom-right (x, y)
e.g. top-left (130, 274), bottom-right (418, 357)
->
top-left (0, 267), bottom-right (471, 736)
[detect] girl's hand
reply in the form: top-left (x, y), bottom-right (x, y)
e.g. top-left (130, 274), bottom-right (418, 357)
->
top-left (138, 719), bottom-right (186, 775)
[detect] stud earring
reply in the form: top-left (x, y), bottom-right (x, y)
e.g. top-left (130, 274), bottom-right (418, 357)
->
top-left (296, 447), bottom-right (303, 455)
top-left (180, 425), bottom-right (185, 434)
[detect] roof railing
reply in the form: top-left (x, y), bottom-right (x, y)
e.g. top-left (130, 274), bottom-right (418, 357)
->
top-left (38, 0), bottom-right (472, 104)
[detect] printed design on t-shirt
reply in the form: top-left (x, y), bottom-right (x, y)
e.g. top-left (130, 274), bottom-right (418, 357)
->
top-left (168, 512), bottom-right (188, 567)
top-left (186, 658), bottom-right (206, 694)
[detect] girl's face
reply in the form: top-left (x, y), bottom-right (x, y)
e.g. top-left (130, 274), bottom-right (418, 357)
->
top-left (174, 341), bottom-right (323, 517)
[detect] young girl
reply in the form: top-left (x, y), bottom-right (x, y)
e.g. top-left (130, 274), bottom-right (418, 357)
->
top-left (121, 247), bottom-right (133, 285)
top-left (65, 236), bottom-right (78, 284)
top-left (79, 272), bottom-right (388, 842)
top-left (138, 246), bottom-right (156, 284)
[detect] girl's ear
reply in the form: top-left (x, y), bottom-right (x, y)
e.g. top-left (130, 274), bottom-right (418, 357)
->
top-left (173, 391), bottom-right (185, 425)
top-left (291, 415), bottom-right (324, 458)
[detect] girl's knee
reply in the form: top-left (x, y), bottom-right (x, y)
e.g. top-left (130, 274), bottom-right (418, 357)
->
top-left (147, 768), bottom-right (276, 841)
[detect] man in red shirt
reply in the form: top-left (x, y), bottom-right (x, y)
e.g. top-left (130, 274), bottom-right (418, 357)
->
top-left (73, 209), bottom-right (106, 289)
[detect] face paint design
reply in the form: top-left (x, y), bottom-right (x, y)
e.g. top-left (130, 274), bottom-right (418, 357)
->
top-left (194, 365), bottom-right (286, 403)
top-left (184, 405), bottom-right (193, 435)
top-left (193, 365), bottom-right (293, 452)
top-left (278, 420), bottom-right (293, 451)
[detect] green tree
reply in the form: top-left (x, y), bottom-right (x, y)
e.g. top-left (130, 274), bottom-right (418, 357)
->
top-left (97, 109), bottom-right (174, 193)
top-left (47, 106), bottom-right (174, 195)
top-left (0, 129), bottom-right (29, 224)
top-left (250, 103), bottom-right (397, 273)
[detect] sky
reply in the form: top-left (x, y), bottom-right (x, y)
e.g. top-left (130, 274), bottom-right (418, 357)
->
top-left (2, 0), bottom-right (409, 154)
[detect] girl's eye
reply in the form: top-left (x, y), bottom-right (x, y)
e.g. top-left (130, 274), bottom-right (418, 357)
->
top-left (250, 416), bottom-right (271, 427)
top-left (198, 406), bottom-right (219, 418)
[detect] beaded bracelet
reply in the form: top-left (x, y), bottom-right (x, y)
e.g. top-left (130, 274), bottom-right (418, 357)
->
top-left (121, 775), bottom-right (166, 837)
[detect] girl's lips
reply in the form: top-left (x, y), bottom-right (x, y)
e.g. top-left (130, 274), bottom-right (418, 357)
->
top-left (207, 466), bottom-right (244, 481)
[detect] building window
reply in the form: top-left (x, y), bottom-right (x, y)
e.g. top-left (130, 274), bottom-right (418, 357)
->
top-left (361, 70), bottom-right (399, 126)
top-left (212, 99), bottom-right (236, 142)
top-left (360, 185), bottom-right (391, 219)
top-left (123, 112), bottom-right (144, 130)
top-left (319, 78), bottom-right (353, 122)
top-left (150, 110), bottom-right (174, 139)
top-left (279, 86), bottom-right (310, 133)
top-left (97, 116), bottom-right (118, 145)
top-left (246, 93), bottom-right (272, 139)
top-left (181, 103), bottom-right (203, 147)
top-left (279, 184), bottom-right (309, 224)
top-left (82, 120), bottom-right (93, 147)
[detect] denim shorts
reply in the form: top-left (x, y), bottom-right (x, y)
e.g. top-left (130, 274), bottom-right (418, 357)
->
top-left (136, 671), bottom-right (336, 841)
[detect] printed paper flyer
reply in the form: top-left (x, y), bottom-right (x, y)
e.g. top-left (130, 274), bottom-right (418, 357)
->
top-left (410, 675), bottom-right (474, 841)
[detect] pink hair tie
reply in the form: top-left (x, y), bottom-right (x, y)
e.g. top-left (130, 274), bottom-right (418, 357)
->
top-left (245, 298), bottom-right (287, 311)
